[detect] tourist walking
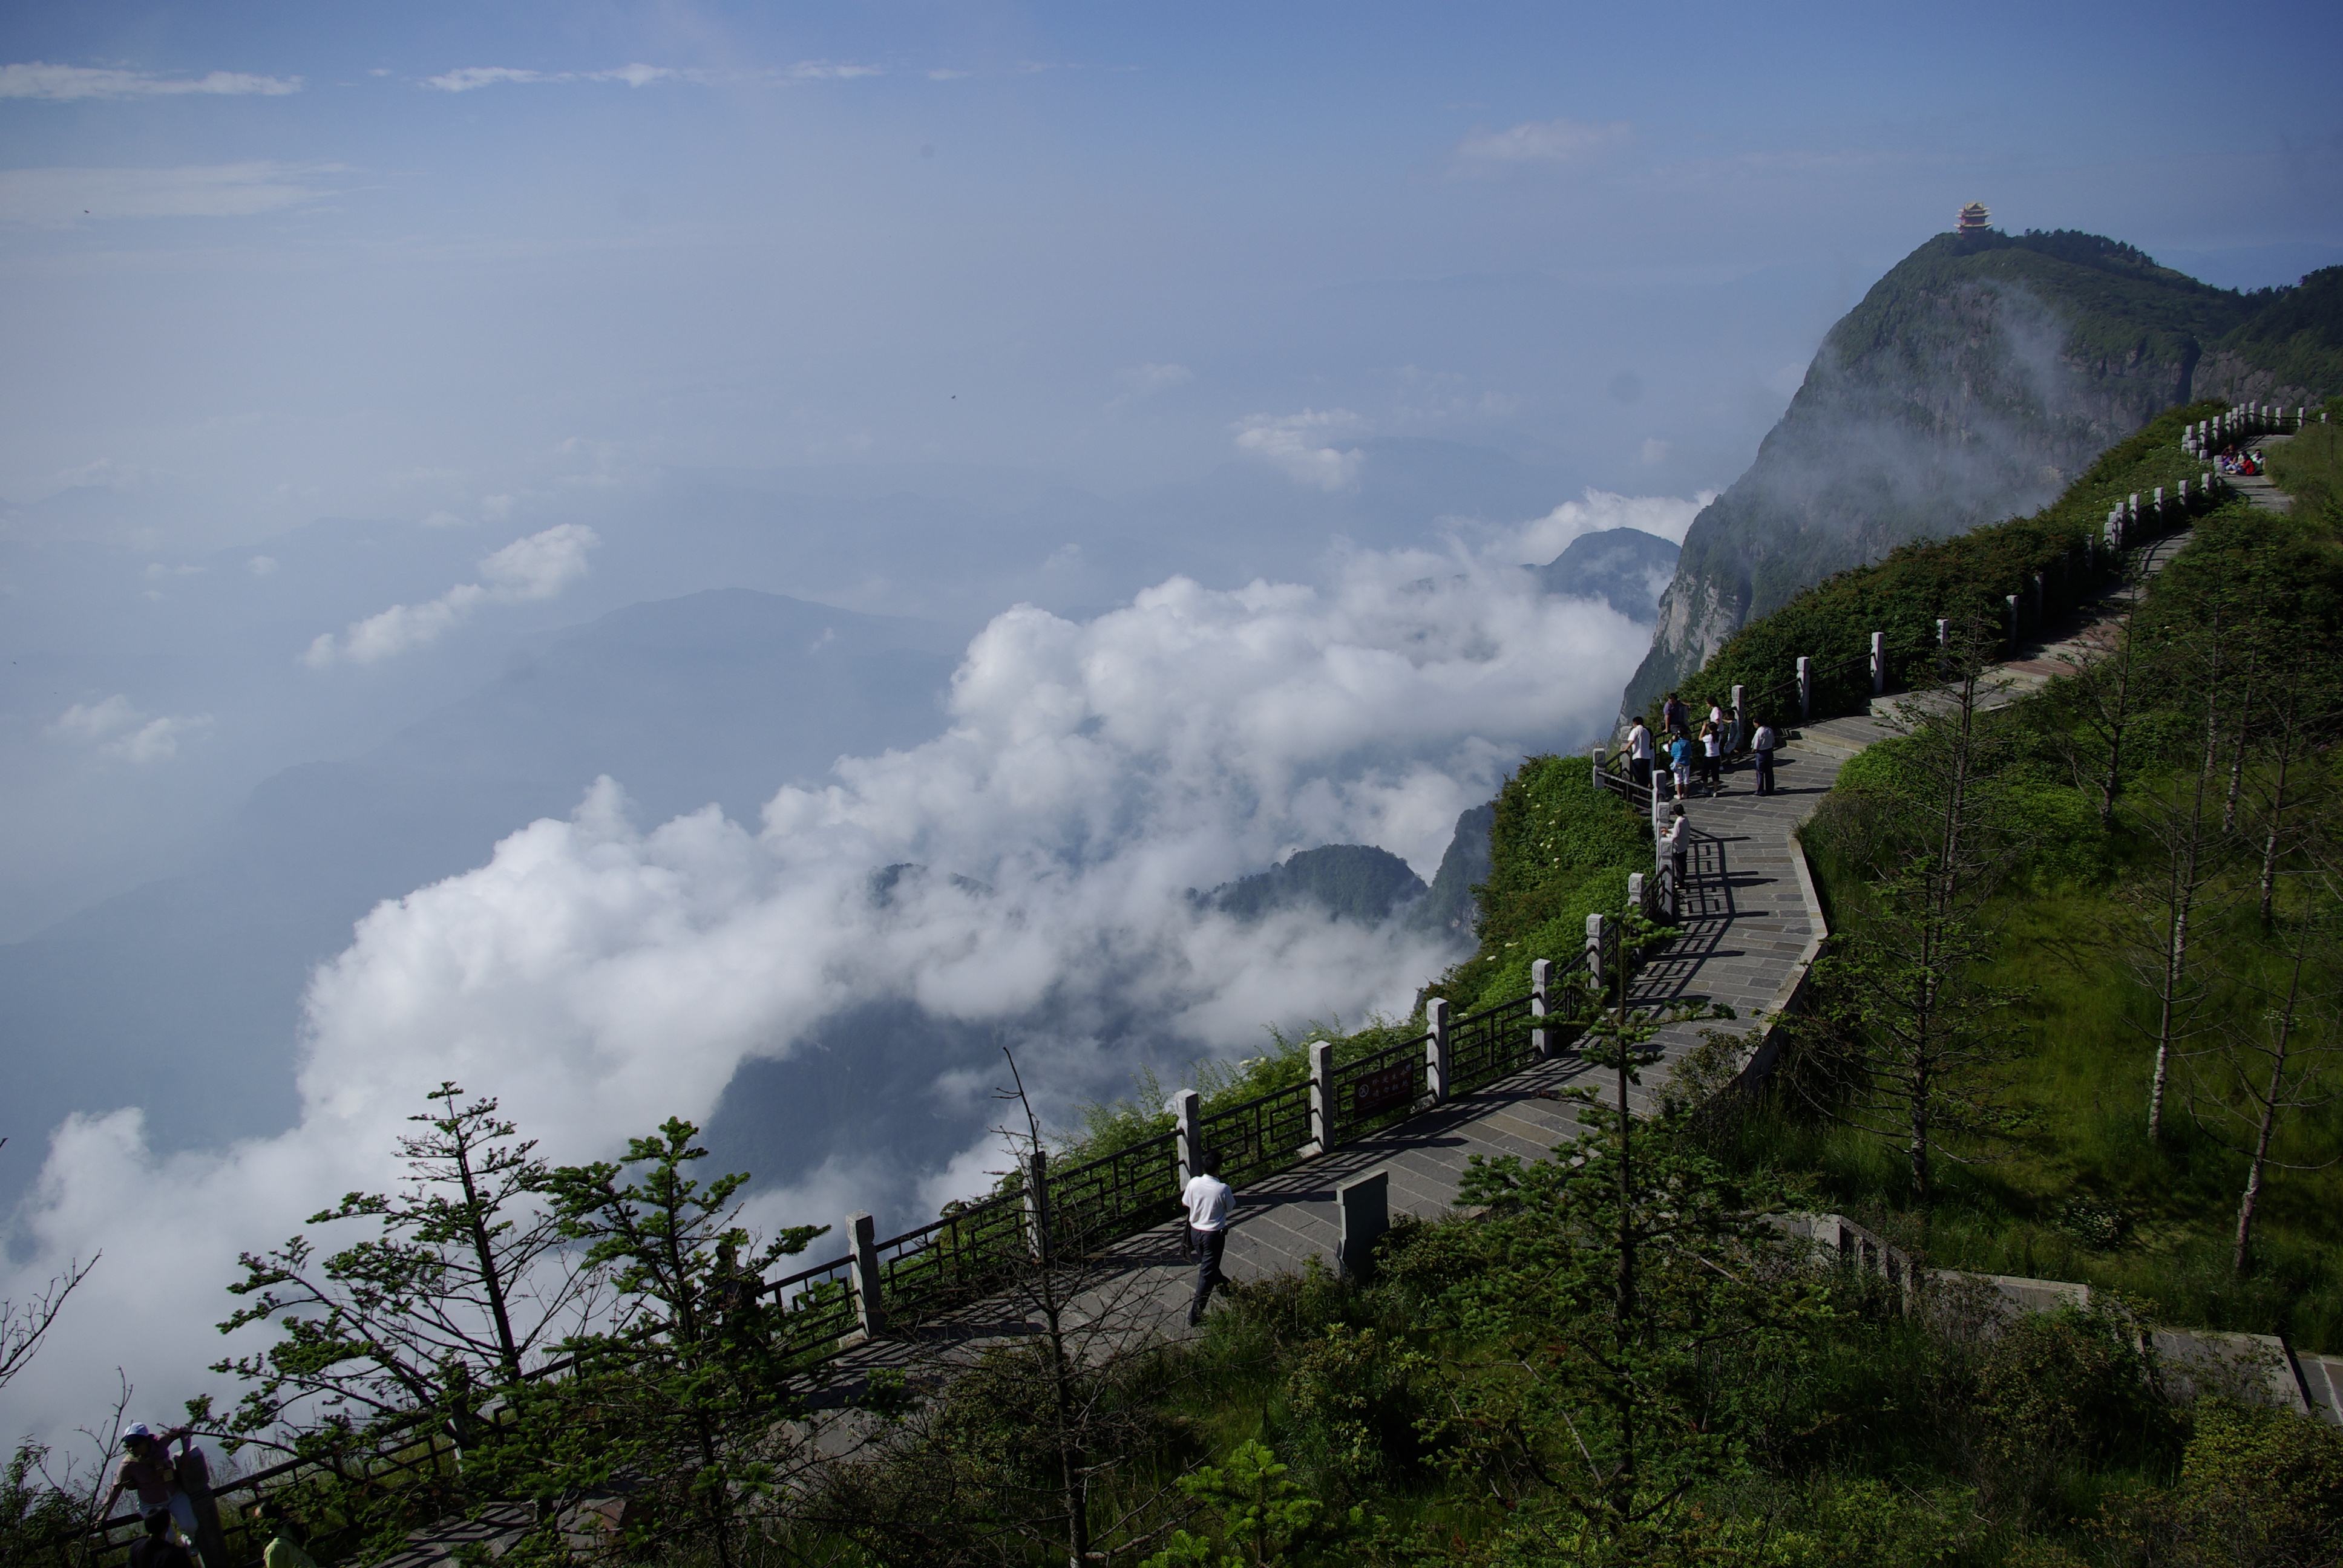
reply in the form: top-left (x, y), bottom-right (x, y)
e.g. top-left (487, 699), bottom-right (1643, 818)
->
top-left (1183, 1152), bottom-right (1233, 1327)
top-left (1752, 718), bottom-right (1779, 795)
top-left (1700, 722), bottom-right (1723, 792)
top-left (1625, 716), bottom-right (1655, 802)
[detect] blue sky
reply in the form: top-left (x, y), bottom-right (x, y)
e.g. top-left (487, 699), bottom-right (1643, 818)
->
top-left (5, 1), bottom-right (2339, 547)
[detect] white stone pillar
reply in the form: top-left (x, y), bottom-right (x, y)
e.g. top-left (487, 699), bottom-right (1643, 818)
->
top-left (1335, 1168), bottom-right (1389, 1281)
top-left (1529, 959), bottom-right (1552, 1059)
top-left (1585, 912), bottom-right (1608, 999)
top-left (1590, 743), bottom-right (1607, 791)
top-left (2006, 593), bottom-right (2020, 652)
top-left (1796, 655), bottom-right (1812, 720)
top-left (1306, 1039), bottom-right (1333, 1155)
top-left (1729, 682), bottom-right (1745, 749)
top-left (1625, 872), bottom-right (1645, 921)
top-left (1172, 1088), bottom-right (1203, 1188)
top-left (2152, 485), bottom-right (2164, 518)
top-left (848, 1210), bottom-right (883, 1339)
top-left (1424, 998), bottom-right (1450, 1103)
top-left (1870, 630), bottom-right (1886, 695)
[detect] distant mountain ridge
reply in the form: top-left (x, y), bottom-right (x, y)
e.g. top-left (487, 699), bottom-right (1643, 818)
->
top-left (1536, 526), bottom-right (1680, 621)
top-left (1198, 844), bottom-right (1429, 925)
top-left (1622, 233), bottom-right (2343, 718)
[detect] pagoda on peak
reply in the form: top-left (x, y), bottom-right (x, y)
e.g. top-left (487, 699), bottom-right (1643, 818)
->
top-left (1956, 200), bottom-right (1993, 234)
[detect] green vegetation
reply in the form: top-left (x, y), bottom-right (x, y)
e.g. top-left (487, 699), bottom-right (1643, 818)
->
top-left (1663, 400), bottom-right (2223, 727)
top-left (1696, 403), bottom-right (2343, 1354)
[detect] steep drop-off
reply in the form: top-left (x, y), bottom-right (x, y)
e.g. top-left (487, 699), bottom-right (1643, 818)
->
top-left (1622, 233), bottom-right (2343, 717)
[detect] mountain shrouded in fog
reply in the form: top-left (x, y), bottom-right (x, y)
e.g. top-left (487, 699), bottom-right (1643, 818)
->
top-left (1624, 235), bottom-right (2343, 717)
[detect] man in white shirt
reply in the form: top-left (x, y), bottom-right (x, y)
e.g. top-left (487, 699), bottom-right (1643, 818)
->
top-left (1625, 718), bottom-right (1655, 801)
top-left (1182, 1152), bottom-right (1233, 1328)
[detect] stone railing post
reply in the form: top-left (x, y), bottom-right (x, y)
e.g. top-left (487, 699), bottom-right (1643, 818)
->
top-left (1796, 655), bottom-right (1812, 720)
top-left (1172, 1089), bottom-right (1202, 1188)
top-left (1306, 1039), bottom-right (1334, 1154)
top-left (848, 1210), bottom-right (883, 1339)
top-left (1935, 616), bottom-right (1948, 648)
top-left (1650, 787), bottom-right (1668, 842)
top-left (1729, 683), bottom-right (1745, 749)
top-left (1585, 912), bottom-right (1608, 1001)
top-left (2152, 485), bottom-right (2164, 520)
top-left (2032, 572), bottom-right (2045, 624)
top-left (1335, 1169), bottom-right (1389, 1281)
top-left (1424, 998), bottom-right (1450, 1103)
top-left (2005, 593), bottom-right (2020, 652)
top-left (1590, 743), bottom-right (1607, 791)
top-left (1869, 630), bottom-right (1885, 696)
top-left (1024, 1148), bottom-right (1052, 1266)
top-left (1529, 958), bottom-right (1553, 1058)
top-left (1625, 872), bottom-right (1645, 920)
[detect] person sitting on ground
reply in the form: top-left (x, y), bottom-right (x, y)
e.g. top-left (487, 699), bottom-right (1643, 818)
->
top-left (1182, 1151), bottom-right (1233, 1328)
top-left (1752, 717), bottom-right (1780, 795)
top-left (103, 1425), bottom-right (199, 1547)
top-left (255, 1501), bottom-right (318, 1568)
top-left (129, 1511), bottom-right (195, 1568)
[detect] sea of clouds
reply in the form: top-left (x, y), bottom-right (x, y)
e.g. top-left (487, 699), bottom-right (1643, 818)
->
top-left (1, 494), bottom-right (1692, 1446)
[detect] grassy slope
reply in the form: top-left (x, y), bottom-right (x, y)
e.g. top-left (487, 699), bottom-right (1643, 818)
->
top-left (1739, 405), bottom-right (2343, 1352)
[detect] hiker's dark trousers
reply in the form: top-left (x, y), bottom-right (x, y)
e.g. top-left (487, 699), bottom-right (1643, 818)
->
top-left (1188, 1225), bottom-right (1227, 1324)
top-left (1755, 751), bottom-right (1776, 794)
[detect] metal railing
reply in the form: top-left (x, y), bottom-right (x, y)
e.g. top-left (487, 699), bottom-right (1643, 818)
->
top-left (1046, 1129), bottom-right (1181, 1256)
top-left (768, 1252), bottom-right (859, 1358)
top-left (1327, 1031), bottom-right (1431, 1142)
top-left (1446, 993), bottom-right (1537, 1090)
top-left (1198, 1080), bottom-right (1314, 1187)
top-left (873, 1189), bottom-right (1030, 1324)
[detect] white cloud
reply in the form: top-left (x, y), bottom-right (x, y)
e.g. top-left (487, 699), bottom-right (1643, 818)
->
top-left (1233, 409), bottom-right (1366, 491)
top-left (1453, 117), bottom-right (1630, 172)
top-left (1510, 486), bottom-right (1713, 562)
top-left (422, 62), bottom-right (876, 93)
top-left (0, 62), bottom-right (302, 101)
top-left (246, 555), bottom-right (279, 576)
top-left (304, 523), bottom-right (598, 667)
top-left (0, 163), bottom-right (341, 226)
top-left (1110, 362), bottom-right (1193, 408)
top-left (48, 696), bottom-right (212, 763)
top-left (3, 537), bottom-right (1663, 1443)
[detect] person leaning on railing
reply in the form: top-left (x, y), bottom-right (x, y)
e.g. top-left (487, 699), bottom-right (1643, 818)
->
top-left (1625, 715), bottom-right (1655, 800)
top-left (102, 1425), bottom-right (200, 1548)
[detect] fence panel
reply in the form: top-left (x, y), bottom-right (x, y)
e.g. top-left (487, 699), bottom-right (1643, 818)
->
top-left (768, 1252), bottom-right (859, 1357)
top-left (1446, 993), bottom-right (1535, 1089)
top-left (1329, 1033), bottom-right (1430, 1142)
top-left (1198, 1081), bottom-right (1313, 1187)
top-left (873, 1190), bottom-right (1029, 1324)
top-left (1047, 1130), bottom-right (1180, 1255)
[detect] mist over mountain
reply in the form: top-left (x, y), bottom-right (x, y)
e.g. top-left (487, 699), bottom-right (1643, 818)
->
top-left (1199, 843), bottom-right (1430, 925)
top-left (1624, 235), bottom-right (2343, 716)
top-left (1536, 526), bottom-right (1680, 621)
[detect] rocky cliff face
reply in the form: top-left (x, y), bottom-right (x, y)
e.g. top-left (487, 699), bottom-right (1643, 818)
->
top-left (1620, 237), bottom-right (2340, 720)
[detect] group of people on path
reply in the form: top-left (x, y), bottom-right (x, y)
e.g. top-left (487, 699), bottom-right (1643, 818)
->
top-left (1624, 692), bottom-right (1782, 801)
top-left (2215, 444), bottom-right (2264, 477)
top-left (101, 1423), bottom-right (316, 1568)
